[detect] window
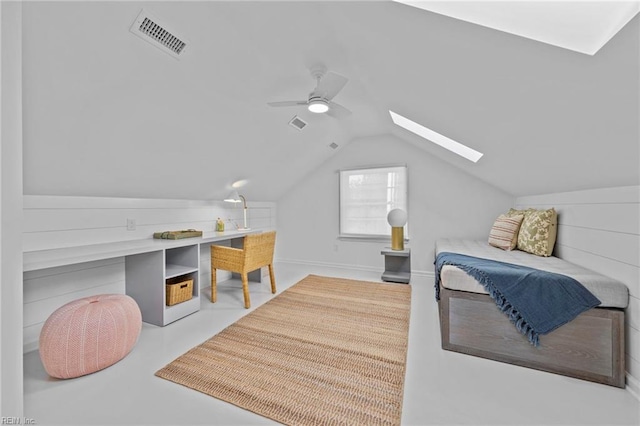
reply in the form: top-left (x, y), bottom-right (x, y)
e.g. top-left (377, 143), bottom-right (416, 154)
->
top-left (339, 165), bottom-right (408, 238)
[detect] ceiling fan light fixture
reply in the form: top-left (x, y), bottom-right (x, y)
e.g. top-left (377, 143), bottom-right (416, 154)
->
top-left (308, 98), bottom-right (329, 113)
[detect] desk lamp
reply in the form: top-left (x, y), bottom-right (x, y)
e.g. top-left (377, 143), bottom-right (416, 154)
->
top-left (387, 208), bottom-right (407, 250)
top-left (224, 190), bottom-right (250, 230)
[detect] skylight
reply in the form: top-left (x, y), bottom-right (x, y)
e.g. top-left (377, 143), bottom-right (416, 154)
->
top-left (392, 1), bottom-right (640, 56)
top-left (389, 111), bottom-right (483, 163)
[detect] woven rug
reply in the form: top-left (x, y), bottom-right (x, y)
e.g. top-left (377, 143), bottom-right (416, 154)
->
top-left (155, 274), bottom-right (412, 425)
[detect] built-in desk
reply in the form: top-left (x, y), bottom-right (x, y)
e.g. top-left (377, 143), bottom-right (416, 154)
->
top-left (23, 229), bottom-right (257, 272)
top-left (23, 229), bottom-right (260, 326)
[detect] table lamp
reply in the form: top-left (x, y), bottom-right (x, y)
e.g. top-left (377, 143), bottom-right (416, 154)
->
top-left (224, 190), bottom-right (250, 230)
top-left (387, 208), bottom-right (407, 251)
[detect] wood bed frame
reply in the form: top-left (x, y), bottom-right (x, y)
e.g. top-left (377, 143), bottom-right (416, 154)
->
top-left (438, 284), bottom-right (626, 388)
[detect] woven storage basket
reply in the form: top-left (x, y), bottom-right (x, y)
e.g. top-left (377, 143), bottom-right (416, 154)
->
top-left (166, 277), bottom-right (193, 306)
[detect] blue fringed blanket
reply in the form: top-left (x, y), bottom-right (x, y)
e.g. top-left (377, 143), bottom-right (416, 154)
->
top-left (435, 252), bottom-right (601, 346)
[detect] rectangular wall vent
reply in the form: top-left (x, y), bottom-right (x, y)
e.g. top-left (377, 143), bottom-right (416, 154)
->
top-left (130, 9), bottom-right (188, 59)
top-left (289, 116), bottom-right (307, 131)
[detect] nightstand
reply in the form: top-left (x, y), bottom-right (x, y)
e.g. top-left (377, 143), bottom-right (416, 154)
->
top-left (381, 247), bottom-right (411, 283)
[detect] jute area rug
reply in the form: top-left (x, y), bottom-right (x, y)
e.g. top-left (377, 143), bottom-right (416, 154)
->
top-left (156, 274), bottom-right (412, 425)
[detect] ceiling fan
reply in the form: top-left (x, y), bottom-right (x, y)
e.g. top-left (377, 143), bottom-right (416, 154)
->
top-left (267, 65), bottom-right (351, 119)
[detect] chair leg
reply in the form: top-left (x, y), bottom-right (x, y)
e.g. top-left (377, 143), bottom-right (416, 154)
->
top-left (268, 264), bottom-right (276, 294)
top-left (241, 273), bottom-right (251, 309)
top-left (211, 267), bottom-right (217, 303)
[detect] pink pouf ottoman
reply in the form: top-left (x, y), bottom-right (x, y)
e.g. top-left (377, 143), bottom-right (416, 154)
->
top-left (39, 294), bottom-right (142, 379)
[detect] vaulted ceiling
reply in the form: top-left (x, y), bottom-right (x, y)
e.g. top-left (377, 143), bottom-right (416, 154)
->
top-left (21, 1), bottom-right (639, 201)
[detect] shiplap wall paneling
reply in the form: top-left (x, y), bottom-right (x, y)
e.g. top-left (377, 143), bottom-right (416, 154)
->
top-left (23, 196), bottom-right (277, 352)
top-left (516, 185), bottom-right (639, 394)
top-left (23, 196), bottom-right (276, 251)
top-left (23, 258), bottom-right (125, 353)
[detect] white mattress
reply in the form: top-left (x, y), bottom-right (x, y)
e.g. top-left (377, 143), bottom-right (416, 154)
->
top-left (436, 239), bottom-right (629, 309)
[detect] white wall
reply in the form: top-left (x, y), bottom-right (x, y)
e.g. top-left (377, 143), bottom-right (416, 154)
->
top-left (23, 195), bottom-right (276, 353)
top-left (1, 0), bottom-right (24, 417)
top-left (276, 134), bottom-right (514, 274)
top-left (516, 186), bottom-right (640, 397)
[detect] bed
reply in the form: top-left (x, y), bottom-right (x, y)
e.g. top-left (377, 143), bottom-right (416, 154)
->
top-left (435, 238), bottom-right (629, 388)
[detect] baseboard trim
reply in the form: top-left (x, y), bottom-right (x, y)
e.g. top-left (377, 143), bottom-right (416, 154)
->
top-left (24, 341), bottom-right (38, 354)
top-left (275, 258), bottom-right (434, 278)
top-left (276, 258), bottom-right (380, 273)
top-left (413, 270), bottom-right (435, 278)
top-left (199, 270), bottom-right (232, 288)
top-left (627, 372), bottom-right (640, 401)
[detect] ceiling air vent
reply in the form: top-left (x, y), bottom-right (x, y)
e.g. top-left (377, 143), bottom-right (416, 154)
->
top-left (288, 116), bottom-right (307, 131)
top-left (329, 142), bottom-right (339, 149)
top-left (130, 9), bottom-right (187, 59)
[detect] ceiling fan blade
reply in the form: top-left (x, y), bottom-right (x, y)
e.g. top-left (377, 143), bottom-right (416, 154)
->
top-left (326, 101), bottom-right (352, 119)
top-left (267, 100), bottom-right (308, 107)
top-left (317, 71), bottom-right (348, 101)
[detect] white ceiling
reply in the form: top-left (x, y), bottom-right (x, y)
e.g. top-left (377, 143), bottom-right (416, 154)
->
top-left (21, 1), bottom-right (639, 201)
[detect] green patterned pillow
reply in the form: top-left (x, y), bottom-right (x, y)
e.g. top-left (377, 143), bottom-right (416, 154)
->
top-left (507, 208), bottom-right (535, 219)
top-left (516, 208), bottom-right (557, 257)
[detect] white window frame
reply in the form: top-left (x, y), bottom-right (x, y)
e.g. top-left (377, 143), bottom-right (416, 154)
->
top-left (338, 165), bottom-right (408, 241)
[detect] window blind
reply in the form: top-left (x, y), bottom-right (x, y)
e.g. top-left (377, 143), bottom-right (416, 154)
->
top-left (339, 165), bottom-right (408, 238)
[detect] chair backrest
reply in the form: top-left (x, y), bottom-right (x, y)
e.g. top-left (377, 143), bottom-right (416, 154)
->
top-left (243, 231), bottom-right (276, 271)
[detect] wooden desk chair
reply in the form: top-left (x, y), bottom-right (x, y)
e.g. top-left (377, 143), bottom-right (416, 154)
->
top-left (210, 231), bottom-right (276, 309)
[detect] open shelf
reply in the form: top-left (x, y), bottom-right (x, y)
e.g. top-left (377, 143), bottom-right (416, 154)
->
top-left (163, 297), bottom-right (200, 325)
top-left (165, 264), bottom-right (198, 279)
top-left (381, 247), bottom-right (411, 284)
top-left (125, 243), bottom-right (201, 327)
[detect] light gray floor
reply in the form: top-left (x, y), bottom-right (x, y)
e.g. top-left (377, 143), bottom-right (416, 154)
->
top-left (24, 262), bottom-right (640, 425)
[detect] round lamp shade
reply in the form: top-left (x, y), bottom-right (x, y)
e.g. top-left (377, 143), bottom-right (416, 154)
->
top-left (387, 208), bottom-right (407, 227)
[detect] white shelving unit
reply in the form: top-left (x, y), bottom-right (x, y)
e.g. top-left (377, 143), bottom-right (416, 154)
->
top-left (381, 247), bottom-right (411, 284)
top-left (126, 244), bottom-right (200, 326)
